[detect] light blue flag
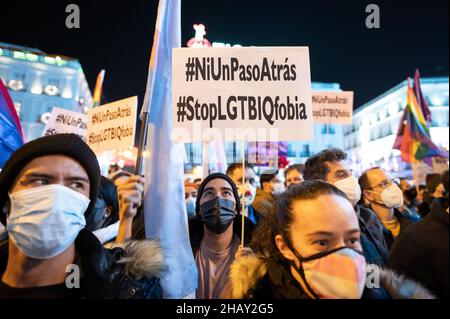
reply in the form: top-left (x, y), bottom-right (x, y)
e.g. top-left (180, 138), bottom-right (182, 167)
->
top-left (141, 0), bottom-right (198, 299)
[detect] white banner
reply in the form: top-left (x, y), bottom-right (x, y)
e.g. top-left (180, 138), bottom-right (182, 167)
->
top-left (172, 47), bottom-right (313, 142)
top-left (42, 107), bottom-right (88, 142)
top-left (87, 96), bottom-right (137, 154)
top-left (312, 91), bottom-right (354, 124)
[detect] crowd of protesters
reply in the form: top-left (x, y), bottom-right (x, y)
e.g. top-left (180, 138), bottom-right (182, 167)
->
top-left (0, 134), bottom-right (447, 299)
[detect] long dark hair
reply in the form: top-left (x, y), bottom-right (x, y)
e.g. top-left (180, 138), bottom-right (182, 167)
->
top-left (250, 180), bottom-right (349, 262)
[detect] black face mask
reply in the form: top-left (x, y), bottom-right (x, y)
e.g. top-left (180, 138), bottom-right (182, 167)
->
top-left (200, 197), bottom-right (236, 234)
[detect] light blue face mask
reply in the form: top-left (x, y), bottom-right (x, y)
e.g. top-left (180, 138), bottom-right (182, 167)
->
top-left (7, 184), bottom-right (90, 259)
top-left (186, 197), bottom-right (197, 219)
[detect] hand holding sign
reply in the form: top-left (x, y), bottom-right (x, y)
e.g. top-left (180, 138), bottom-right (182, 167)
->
top-left (116, 175), bottom-right (145, 243)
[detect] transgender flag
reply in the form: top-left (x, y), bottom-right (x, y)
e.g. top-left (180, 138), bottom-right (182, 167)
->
top-left (141, 0), bottom-right (198, 299)
top-left (0, 79), bottom-right (24, 168)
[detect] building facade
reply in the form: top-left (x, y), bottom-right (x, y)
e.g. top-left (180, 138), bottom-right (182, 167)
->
top-left (0, 42), bottom-right (92, 142)
top-left (343, 77), bottom-right (449, 178)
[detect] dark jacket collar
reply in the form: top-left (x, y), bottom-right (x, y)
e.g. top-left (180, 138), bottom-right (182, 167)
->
top-left (264, 259), bottom-right (309, 299)
top-left (230, 254), bottom-right (436, 299)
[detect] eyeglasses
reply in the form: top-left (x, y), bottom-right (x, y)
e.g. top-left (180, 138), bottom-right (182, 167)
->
top-left (369, 179), bottom-right (394, 190)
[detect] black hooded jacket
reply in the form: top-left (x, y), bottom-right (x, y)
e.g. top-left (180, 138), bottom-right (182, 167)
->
top-left (0, 229), bottom-right (164, 299)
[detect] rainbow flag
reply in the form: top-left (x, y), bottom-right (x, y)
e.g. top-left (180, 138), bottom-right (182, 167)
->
top-left (92, 69), bottom-right (105, 108)
top-left (413, 69), bottom-right (432, 123)
top-left (393, 78), bottom-right (448, 165)
top-left (0, 79), bottom-right (25, 168)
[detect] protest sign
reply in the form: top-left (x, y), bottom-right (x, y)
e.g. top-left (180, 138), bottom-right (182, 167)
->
top-left (248, 141), bottom-right (288, 167)
top-left (312, 91), bottom-right (354, 124)
top-left (172, 47), bottom-right (313, 143)
top-left (42, 107), bottom-right (88, 142)
top-left (87, 96), bottom-right (137, 154)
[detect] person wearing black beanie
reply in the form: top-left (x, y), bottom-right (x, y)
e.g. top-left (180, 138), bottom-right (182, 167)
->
top-left (0, 133), bottom-right (101, 226)
top-left (189, 172), bottom-right (255, 299)
top-left (0, 134), bottom-right (165, 299)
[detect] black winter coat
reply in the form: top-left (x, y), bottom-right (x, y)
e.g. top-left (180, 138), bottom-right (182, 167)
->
top-left (355, 205), bottom-right (390, 267)
top-left (389, 198), bottom-right (449, 299)
top-left (0, 229), bottom-right (165, 299)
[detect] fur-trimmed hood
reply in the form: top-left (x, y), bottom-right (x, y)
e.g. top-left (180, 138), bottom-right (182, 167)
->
top-left (76, 229), bottom-right (165, 298)
top-left (112, 239), bottom-right (167, 280)
top-left (76, 229), bottom-right (166, 280)
top-left (230, 254), bottom-right (436, 299)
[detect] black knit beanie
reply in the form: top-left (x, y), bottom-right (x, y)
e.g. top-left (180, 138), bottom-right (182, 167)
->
top-left (195, 172), bottom-right (241, 216)
top-left (0, 134), bottom-right (101, 225)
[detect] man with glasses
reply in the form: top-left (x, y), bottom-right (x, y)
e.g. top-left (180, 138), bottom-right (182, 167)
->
top-left (226, 163), bottom-right (263, 225)
top-left (303, 149), bottom-right (390, 267)
top-left (359, 167), bottom-right (415, 246)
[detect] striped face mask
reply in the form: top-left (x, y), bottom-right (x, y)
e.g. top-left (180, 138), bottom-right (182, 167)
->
top-left (289, 245), bottom-right (367, 299)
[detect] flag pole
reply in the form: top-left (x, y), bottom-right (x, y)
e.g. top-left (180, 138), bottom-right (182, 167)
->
top-left (135, 111), bottom-right (149, 175)
top-left (412, 160), bottom-right (421, 187)
top-left (241, 139), bottom-right (246, 247)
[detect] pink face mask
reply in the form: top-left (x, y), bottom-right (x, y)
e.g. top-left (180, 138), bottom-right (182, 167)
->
top-left (289, 246), bottom-right (367, 299)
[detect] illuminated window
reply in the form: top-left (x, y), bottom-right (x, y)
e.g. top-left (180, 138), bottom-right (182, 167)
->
top-left (12, 72), bottom-right (26, 81)
top-left (44, 85), bottom-right (59, 96)
top-left (43, 78), bottom-right (60, 96)
top-left (26, 53), bottom-right (38, 62)
top-left (13, 51), bottom-right (26, 60)
top-left (44, 56), bottom-right (67, 66)
top-left (300, 145), bottom-right (310, 158)
top-left (31, 85), bottom-right (43, 95)
top-left (54, 56), bottom-right (67, 66)
top-left (44, 57), bottom-right (56, 64)
top-left (40, 112), bottom-right (52, 125)
top-left (321, 125), bottom-right (336, 135)
top-left (287, 144), bottom-right (296, 157)
top-left (8, 79), bottom-right (26, 91)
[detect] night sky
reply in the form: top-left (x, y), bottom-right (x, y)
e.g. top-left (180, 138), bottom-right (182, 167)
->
top-left (1, 0), bottom-right (448, 110)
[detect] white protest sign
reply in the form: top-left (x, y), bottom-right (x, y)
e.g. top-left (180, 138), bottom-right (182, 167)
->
top-left (312, 91), bottom-right (354, 124)
top-left (172, 47), bottom-right (313, 142)
top-left (42, 107), bottom-right (88, 142)
top-left (87, 96), bottom-right (137, 154)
